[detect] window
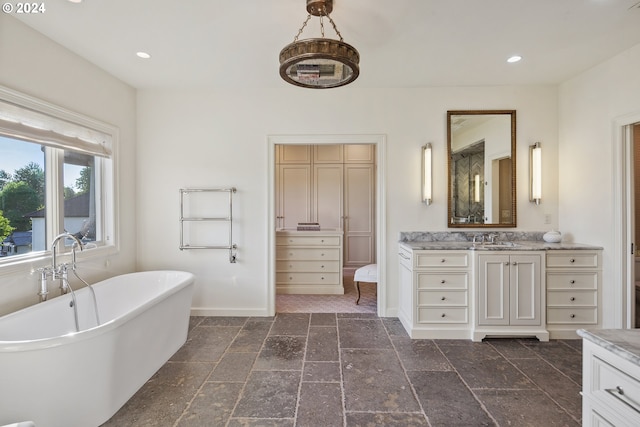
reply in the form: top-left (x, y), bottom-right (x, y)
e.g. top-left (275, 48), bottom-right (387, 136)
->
top-left (0, 86), bottom-right (116, 263)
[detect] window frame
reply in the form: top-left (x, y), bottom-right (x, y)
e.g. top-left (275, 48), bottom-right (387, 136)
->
top-left (0, 85), bottom-right (119, 274)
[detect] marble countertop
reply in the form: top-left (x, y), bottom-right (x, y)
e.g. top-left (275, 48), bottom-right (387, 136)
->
top-left (578, 329), bottom-right (640, 367)
top-left (399, 241), bottom-right (602, 251)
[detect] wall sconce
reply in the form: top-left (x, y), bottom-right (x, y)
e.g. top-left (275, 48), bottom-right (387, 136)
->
top-left (529, 142), bottom-right (542, 204)
top-left (422, 143), bottom-right (432, 205)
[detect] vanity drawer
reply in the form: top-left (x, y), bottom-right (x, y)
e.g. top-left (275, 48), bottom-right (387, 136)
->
top-left (591, 355), bottom-right (640, 419)
top-left (418, 307), bottom-right (468, 324)
top-left (414, 252), bottom-right (469, 269)
top-left (276, 260), bottom-right (340, 272)
top-left (416, 272), bottom-right (469, 289)
top-left (276, 247), bottom-right (340, 261)
top-left (276, 235), bottom-right (340, 246)
top-left (418, 290), bottom-right (467, 306)
top-left (547, 290), bottom-right (597, 306)
top-left (276, 272), bottom-right (340, 285)
top-left (547, 307), bottom-right (597, 324)
top-left (546, 251), bottom-right (600, 268)
top-left (399, 247), bottom-right (412, 268)
top-left (546, 272), bottom-right (599, 289)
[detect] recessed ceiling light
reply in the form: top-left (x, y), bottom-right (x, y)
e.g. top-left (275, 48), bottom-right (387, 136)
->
top-left (507, 55), bottom-right (522, 63)
top-left (136, 52), bottom-right (151, 59)
top-left (68, 0), bottom-right (83, 3)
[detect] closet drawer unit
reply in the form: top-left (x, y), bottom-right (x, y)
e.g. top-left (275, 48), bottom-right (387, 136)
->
top-left (418, 307), bottom-right (468, 324)
top-left (418, 290), bottom-right (468, 307)
top-left (276, 235), bottom-right (341, 246)
top-left (547, 289), bottom-right (597, 306)
top-left (276, 260), bottom-right (340, 272)
top-left (546, 251), bottom-right (600, 268)
top-left (546, 272), bottom-right (599, 289)
top-left (416, 272), bottom-right (469, 290)
top-left (276, 272), bottom-right (340, 285)
top-left (547, 307), bottom-right (597, 324)
top-left (276, 247), bottom-right (341, 261)
top-left (414, 252), bottom-right (469, 269)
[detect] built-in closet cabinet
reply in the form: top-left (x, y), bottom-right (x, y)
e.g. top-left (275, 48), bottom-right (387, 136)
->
top-left (275, 144), bottom-right (376, 271)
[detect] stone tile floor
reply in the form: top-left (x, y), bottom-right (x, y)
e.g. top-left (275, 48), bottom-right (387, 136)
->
top-left (102, 314), bottom-right (582, 426)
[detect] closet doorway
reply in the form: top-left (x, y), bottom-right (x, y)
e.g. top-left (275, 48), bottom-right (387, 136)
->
top-left (267, 135), bottom-right (387, 317)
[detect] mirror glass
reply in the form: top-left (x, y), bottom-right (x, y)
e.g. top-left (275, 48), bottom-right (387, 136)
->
top-left (447, 110), bottom-right (516, 227)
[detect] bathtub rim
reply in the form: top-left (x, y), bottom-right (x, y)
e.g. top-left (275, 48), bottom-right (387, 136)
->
top-left (0, 270), bottom-right (194, 352)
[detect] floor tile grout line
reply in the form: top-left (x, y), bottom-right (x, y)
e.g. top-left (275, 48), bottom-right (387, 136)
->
top-left (336, 313), bottom-right (349, 427)
top-left (224, 316), bottom-right (277, 427)
top-left (433, 340), bottom-right (500, 426)
top-left (385, 320), bottom-right (432, 426)
top-left (492, 342), bottom-right (582, 424)
top-left (291, 313), bottom-right (313, 426)
top-left (172, 317), bottom-right (251, 427)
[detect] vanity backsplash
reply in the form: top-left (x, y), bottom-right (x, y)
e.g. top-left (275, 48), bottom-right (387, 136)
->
top-left (399, 231), bottom-right (546, 242)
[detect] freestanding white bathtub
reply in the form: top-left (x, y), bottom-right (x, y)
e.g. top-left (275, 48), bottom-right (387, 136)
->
top-left (0, 270), bottom-right (195, 427)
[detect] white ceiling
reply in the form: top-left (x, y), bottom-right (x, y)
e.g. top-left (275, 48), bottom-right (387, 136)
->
top-left (13, 0), bottom-right (640, 89)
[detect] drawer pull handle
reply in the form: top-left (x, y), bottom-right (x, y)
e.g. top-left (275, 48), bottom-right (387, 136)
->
top-left (512, 262), bottom-right (517, 266)
top-left (399, 253), bottom-right (410, 260)
top-left (289, 276), bottom-right (293, 280)
top-left (570, 280), bottom-right (575, 284)
top-left (321, 239), bottom-right (325, 242)
top-left (605, 387), bottom-right (640, 414)
top-left (441, 280), bottom-right (446, 284)
top-left (441, 296), bottom-right (446, 301)
top-left (570, 259), bottom-right (575, 263)
top-left (441, 313), bottom-right (446, 318)
top-left (570, 314), bottom-right (575, 318)
top-left (321, 253), bottom-right (325, 256)
top-left (321, 265), bottom-right (325, 268)
top-left (321, 276), bottom-right (324, 280)
top-left (570, 297), bottom-right (576, 301)
top-left (441, 259), bottom-right (446, 263)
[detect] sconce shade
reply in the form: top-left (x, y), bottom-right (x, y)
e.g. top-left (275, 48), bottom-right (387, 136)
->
top-left (422, 143), bottom-right (432, 205)
top-left (530, 142), bottom-right (542, 204)
top-left (474, 174), bottom-right (481, 203)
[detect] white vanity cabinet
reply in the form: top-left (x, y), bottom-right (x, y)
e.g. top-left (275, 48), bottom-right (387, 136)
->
top-left (398, 246), bottom-right (471, 339)
top-left (546, 250), bottom-right (601, 338)
top-left (474, 252), bottom-right (548, 341)
top-left (581, 334), bottom-right (640, 427)
top-left (276, 230), bottom-right (343, 294)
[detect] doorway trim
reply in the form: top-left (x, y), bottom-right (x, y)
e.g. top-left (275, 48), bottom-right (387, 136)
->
top-left (266, 134), bottom-right (387, 317)
top-left (613, 111), bottom-right (640, 329)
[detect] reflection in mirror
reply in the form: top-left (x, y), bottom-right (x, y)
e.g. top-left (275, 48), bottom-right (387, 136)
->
top-left (447, 110), bottom-right (516, 228)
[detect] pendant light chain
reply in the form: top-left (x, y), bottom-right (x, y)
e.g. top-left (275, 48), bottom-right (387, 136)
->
top-left (326, 12), bottom-right (344, 42)
top-left (292, 6), bottom-right (344, 43)
top-left (293, 14), bottom-right (312, 42)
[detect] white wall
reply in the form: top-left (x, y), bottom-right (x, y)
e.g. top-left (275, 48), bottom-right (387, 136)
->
top-left (559, 43), bottom-right (640, 328)
top-left (0, 16), bottom-right (137, 315)
top-left (136, 86), bottom-right (559, 316)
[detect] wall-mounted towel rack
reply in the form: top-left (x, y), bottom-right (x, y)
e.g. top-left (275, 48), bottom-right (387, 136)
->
top-left (179, 187), bottom-right (237, 263)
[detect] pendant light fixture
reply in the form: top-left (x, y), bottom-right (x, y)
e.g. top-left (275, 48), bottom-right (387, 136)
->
top-left (279, 0), bottom-right (360, 89)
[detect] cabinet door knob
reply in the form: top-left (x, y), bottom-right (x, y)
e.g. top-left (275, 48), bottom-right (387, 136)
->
top-left (570, 280), bottom-right (576, 284)
top-left (570, 297), bottom-right (576, 301)
top-left (570, 259), bottom-right (575, 263)
top-left (570, 314), bottom-right (576, 318)
top-left (512, 262), bottom-right (517, 266)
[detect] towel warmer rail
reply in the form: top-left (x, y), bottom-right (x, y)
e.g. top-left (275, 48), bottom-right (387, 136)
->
top-left (179, 187), bottom-right (237, 263)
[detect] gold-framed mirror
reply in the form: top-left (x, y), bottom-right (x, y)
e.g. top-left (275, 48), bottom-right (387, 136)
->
top-left (447, 110), bottom-right (516, 228)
